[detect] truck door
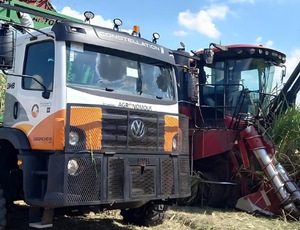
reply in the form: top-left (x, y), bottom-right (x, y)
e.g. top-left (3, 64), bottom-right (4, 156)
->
top-left (14, 40), bottom-right (55, 150)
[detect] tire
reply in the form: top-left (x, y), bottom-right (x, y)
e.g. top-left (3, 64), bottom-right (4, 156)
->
top-left (0, 141), bottom-right (18, 207)
top-left (0, 188), bottom-right (6, 230)
top-left (199, 171), bottom-right (225, 208)
top-left (0, 141), bottom-right (19, 229)
top-left (121, 202), bottom-right (168, 227)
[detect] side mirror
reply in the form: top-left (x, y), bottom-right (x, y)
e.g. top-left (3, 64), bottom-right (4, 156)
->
top-left (42, 91), bottom-right (50, 99)
top-left (0, 24), bottom-right (14, 70)
top-left (203, 48), bottom-right (214, 64)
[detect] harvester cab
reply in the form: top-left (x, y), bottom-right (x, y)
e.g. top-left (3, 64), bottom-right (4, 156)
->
top-left (183, 43), bottom-right (286, 129)
top-left (173, 43), bottom-right (300, 217)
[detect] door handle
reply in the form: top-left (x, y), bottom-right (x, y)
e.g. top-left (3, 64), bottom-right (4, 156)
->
top-left (13, 101), bottom-right (19, 119)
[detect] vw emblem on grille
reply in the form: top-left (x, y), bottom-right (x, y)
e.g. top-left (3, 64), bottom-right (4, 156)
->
top-left (130, 119), bottom-right (146, 139)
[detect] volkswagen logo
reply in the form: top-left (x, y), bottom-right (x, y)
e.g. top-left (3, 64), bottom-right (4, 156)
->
top-left (130, 119), bottom-right (146, 139)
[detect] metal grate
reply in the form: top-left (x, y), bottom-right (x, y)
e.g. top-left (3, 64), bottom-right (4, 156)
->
top-left (161, 158), bottom-right (175, 196)
top-left (130, 166), bottom-right (155, 197)
top-left (66, 156), bottom-right (101, 203)
top-left (179, 157), bottom-right (191, 195)
top-left (108, 158), bottom-right (124, 199)
top-left (179, 115), bottom-right (189, 153)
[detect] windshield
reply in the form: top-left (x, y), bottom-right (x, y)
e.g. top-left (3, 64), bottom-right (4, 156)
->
top-left (203, 58), bottom-right (278, 116)
top-left (66, 42), bottom-right (175, 100)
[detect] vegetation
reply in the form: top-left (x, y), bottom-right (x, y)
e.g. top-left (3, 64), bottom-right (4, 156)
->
top-left (268, 106), bottom-right (300, 181)
top-left (9, 203), bottom-right (300, 230)
top-left (0, 73), bottom-right (6, 123)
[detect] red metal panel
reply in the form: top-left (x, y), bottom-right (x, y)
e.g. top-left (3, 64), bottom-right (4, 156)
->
top-left (192, 129), bottom-right (238, 160)
top-left (19, 0), bottom-right (56, 11)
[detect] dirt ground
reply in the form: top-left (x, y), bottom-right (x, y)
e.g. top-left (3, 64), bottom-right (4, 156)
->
top-left (6, 202), bottom-right (300, 230)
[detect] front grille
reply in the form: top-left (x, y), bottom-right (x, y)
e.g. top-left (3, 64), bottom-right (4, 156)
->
top-left (101, 108), bottom-right (165, 151)
top-left (65, 104), bottom-right (189, 153)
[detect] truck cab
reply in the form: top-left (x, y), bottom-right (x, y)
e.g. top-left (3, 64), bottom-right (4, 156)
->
top-left (0, 9), bottom-right (190, 229)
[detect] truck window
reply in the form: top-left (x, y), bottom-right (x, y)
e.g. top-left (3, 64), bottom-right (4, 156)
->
top-left (23, 40), bottom-right (54, 91)
top-left (66, 42), bottom-right (176, 100)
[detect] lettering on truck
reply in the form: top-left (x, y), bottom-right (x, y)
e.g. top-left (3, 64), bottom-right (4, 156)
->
top-left (99, 32), bottom-right (164, 53)
top-left (118, 102), bottom-right (152, 111)
top-left (33, 137), bottom-right (53, 142)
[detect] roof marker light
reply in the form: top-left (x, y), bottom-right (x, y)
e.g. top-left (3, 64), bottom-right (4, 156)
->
top-left (152, 32), bottom-right (160, 43)
top-left (84, 11), bottom-right (95, 24)
top-left (113, 18), bottom-right (122, 31)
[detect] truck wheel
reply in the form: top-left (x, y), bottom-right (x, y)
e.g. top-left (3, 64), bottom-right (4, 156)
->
top-left (0, 188), bottom-right (6, 230)
top-left (0, 141), bottom-right (19, 229)
top-left (121, 202), bottom-right (168, 226)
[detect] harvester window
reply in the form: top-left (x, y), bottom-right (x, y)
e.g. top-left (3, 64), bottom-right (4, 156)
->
top-left (23, 40), bottom-right (54, 91)
top-left (203, 64), bottom-right (225, 107)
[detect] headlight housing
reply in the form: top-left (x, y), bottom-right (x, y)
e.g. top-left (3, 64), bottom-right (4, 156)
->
top-left (172, 135), bottom-right (178, 151)
top-left (69, 131), bottom-right (79, 146)
top-left (67, 159), bottom-right (79, 176)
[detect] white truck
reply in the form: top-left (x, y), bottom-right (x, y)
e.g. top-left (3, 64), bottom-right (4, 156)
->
top-left (0, 1), bottom-right (190, 228)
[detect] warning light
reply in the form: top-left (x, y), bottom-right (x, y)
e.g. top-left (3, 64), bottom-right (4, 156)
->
top-left (17, 159), bottom-right (23, 166)
top-left (132, 25), bottom-right (140, 37)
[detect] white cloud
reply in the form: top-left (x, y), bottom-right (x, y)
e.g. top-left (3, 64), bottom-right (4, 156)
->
top-left (173, 30), bottom-right (188, 37)
top-left (255, 37), bottom-right (262, 44)
top-left (60, 6), bottom-right (113, 28)
top-left (265, 40), bottom-right (274, 47)
top-left (229, 0), bottom-right (255, 3)
top-left (286, 49), bottom-right (300, 77)
top-left (60, 7), bottom-right (83, 20)
top-left (255, 37), bottom-right (273, 48)
top-left (276, 49), bottom-right (300, 105)
top-left (178, 4), bottom-right (229, 39)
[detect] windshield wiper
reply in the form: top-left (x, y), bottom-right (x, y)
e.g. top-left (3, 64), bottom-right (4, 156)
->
top-left (105, 87), bottom-right (114, 92)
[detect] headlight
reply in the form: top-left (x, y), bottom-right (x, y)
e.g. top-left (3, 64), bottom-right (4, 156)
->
top-left (172, 136), bottom-right (177, 151)
top-left (69, 131), bottom-right (79, 146)
top-left (67, 159), bottom-right (79, 176)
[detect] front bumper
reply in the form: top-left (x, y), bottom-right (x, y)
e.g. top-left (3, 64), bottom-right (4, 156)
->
top-left (43, 153), bottom-right (190, 207)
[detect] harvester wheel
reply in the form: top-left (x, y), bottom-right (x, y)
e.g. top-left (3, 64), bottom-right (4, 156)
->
top-left (0, 188), bottom-right (6, 230)
top-left (121, 202), bottom-right (168, 226)
top-left (200, 172), bottom-right (225, 208)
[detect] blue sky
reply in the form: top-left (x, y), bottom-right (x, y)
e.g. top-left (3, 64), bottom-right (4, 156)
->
top-left (50, 0), bottom-right (300, 104)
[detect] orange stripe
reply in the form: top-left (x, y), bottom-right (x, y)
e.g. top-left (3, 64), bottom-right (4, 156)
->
top-left (70, 107), bottom-right (102, 150)
top-left (164, 115), bottom-right (179, 151)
